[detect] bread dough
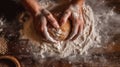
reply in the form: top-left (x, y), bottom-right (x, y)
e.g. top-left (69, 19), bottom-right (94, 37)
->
top-left (48, 4), bottom-right (71, 41)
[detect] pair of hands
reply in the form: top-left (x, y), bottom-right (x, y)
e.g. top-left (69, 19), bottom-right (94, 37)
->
top-left (33, 3), bottom-right (84, 43)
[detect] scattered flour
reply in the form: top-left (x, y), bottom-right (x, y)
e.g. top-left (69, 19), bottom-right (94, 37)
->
top-left (19, 0), bottom-right (100, 63)
top-left (0, 0), bottom-right (120, 66)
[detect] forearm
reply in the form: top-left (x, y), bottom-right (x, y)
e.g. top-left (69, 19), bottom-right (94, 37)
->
top-left (21, 0), bottom-right (41, 15)
top-left (71, 0), bottom-right (84, 5)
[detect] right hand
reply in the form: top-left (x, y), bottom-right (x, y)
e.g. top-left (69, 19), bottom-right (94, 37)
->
top-left (33, 8), bottom-right (60, 43)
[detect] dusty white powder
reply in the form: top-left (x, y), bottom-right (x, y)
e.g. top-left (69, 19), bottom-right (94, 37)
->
top-left (18, 0), bottom-right (120, 65)
top-left (19, 0), bottom-right (99, 62)
top-left (8, 0), bottom-right (120, 66)
top-left (0, 0), bottom-right (119, 66)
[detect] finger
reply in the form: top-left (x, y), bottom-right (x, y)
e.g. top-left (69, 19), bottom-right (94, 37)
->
top-left (71, 26), bottom-right (81, 41)
top-left (68, 18), bottom-right (80, 40)
top-left (40, 16), bottom-right (57, 43)
top-left (42, 9), bottom-right (59, 29)
top-left (60, 10), bottom-right (71, 26)
top-left (71, 17), bottom-right (84, 40)
top-left (43, 26), bottom-right (58, 43)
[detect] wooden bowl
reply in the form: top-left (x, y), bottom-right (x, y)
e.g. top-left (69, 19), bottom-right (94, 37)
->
top-left (0, 56), bottom-right (21, 67)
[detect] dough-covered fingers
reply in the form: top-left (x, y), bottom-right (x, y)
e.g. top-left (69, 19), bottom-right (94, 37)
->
top-left (43, 26), bottom-right (58, 43)
top-left (68, 17), bottom-right (80, 40)
top-left (42, 9), bottom-right (59, 28)
top-left (60, 10), bottom-right (71, 26)
top-left (71, 13), bottom-right (84, 40)
top-left (71, 23), bottom-right (82, 40)
top-left (39, 16), bottom-right (57, 43)
top-left (70, 16), bottom-right (84, 40)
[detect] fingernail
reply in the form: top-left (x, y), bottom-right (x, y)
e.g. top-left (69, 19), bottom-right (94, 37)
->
top-left (53, 21), bottom-right (60, 28)
top-left (56, 25), bottom-right (60, 28)
top-left (55, 23), bottom-right (60, 28)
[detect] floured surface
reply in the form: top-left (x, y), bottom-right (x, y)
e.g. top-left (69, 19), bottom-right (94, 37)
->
top-left (20, 1), bottom-right (95, 59)
top-left (0, 0), bottom-right (120, 67)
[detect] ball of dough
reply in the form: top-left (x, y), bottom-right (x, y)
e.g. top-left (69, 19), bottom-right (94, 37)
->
top-left (48, 18), bottom-right (71, 41)
top-left (48, 6), bottom-right (71, 41)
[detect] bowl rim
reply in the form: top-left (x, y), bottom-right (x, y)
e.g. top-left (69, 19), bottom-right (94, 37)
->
top-left (0, 55), bottom-right (21, 67)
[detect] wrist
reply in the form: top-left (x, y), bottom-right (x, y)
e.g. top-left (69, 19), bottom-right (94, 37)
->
top-left (32, 7), bottom-right (43, 16)
top-left (70, 0), bottom-right (84, 6)
top-left (21, 0), bottom-right (42, 16)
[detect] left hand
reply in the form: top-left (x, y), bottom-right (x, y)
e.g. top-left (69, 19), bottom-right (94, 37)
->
top-left (60, 3), bottom-right (84, 41)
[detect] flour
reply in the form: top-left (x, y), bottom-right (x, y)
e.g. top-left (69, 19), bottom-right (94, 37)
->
top-left (14, 0), bottom-right (120, 66)
top-left (19, 0), bottom-right (99, 63)
top-left (0, 0), bottom-right (119, 66)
